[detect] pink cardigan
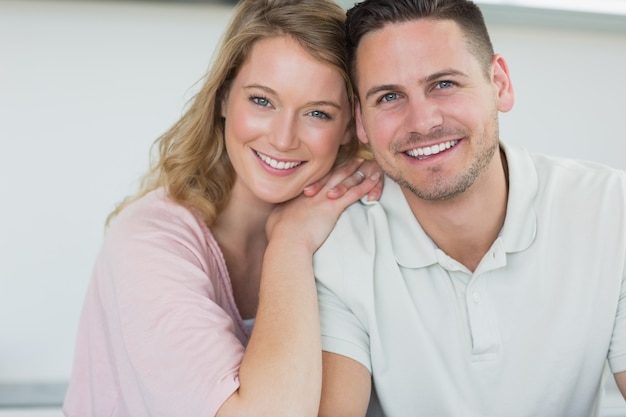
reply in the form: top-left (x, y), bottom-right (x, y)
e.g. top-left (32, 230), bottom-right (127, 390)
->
top-left (63, 189), bottom-right (249, 417)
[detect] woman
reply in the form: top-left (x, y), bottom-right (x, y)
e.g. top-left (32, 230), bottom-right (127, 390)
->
top-left (63, 0), bottom-right (381, 416)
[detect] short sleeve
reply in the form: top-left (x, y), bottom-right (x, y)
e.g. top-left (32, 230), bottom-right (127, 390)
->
top-left (317, 278), bottom-right (373, 373)
top-left (314, 201), bottom-right (378, 375)
top-left (608, 174), bottom-right (626, 374)
top-left (608, 234), bottom-right (626, 373)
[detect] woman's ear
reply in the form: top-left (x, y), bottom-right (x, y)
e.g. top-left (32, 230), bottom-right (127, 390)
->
top-left (491, 54), bottom-right (515, 113)
top-left (220, 92), bottom-right (229, 118)
top-left (340, 127), bottom-right (353, 146)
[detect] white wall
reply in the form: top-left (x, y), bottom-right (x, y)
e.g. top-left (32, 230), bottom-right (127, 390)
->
top-left (1, 0), bottom-right (625, 385)
top-left (490, 20), bottom-right (626, 170)
top-left (0, 0), bottom-right (233, 382)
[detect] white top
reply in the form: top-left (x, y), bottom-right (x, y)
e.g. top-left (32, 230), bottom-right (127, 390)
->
top-left (243, 318), bottom-right (256, 333)
top-left (314, 144), bottom-right (626, 417)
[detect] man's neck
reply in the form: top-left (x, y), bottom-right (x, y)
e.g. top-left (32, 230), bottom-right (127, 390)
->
top-left (404, 149), bottom-right (509, 272)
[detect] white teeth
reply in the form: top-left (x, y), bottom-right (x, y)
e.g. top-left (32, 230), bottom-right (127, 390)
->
top-left (256, 151), bottom-right (302, 169)
top-left (406, 140), bottom-right (458, 158)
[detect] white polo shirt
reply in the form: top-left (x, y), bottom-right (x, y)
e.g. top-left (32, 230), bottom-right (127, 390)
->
top-left (314, 144), bottom-right (626, 417)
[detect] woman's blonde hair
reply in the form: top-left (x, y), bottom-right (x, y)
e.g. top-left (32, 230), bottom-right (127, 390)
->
top-left (108, 0), bottom-right (359, 226)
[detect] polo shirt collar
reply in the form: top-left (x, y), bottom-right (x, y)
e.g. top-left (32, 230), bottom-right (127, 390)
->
top-left (498, 142), bottom-right (537, 253)
top-left (381, 176), bottom-right (439, 269)
top-left (382, 142), bottom-right (537, 269)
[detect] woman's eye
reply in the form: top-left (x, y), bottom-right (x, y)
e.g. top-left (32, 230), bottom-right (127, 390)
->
top-left (380, 93), bottom-right (398, 103)
top-left (309, 110), bottom-right (330, 120)
top-left (251, 96), bottom-right (270, 107)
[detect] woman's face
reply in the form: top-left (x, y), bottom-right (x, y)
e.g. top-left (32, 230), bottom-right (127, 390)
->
top-left (221, 35), bottom-right (352, 205)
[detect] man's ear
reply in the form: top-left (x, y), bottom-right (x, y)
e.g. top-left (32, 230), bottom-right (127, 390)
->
top-left (491, 54), bottom-right (514, 113)
top-left (355, 99), bottom-right (370, 144)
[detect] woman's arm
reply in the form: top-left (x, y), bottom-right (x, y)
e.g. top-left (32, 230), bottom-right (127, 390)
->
top-left (216, 161), bottom-right (380, 417)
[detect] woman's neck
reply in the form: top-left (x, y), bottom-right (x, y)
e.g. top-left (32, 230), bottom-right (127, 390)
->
top-left (211, 184), bottom-right (275, 319)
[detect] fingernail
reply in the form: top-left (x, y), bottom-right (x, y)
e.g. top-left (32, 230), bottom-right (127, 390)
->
top-left (370, 172), bottom-right (381, 181)
top-left (367, 190), bottom-right (380, 202)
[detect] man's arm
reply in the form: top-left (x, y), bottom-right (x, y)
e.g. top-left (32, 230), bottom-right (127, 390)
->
top-left (319, 352), bottom-right (371, 417)
top-left (614, 371), bottom-right (626, 399)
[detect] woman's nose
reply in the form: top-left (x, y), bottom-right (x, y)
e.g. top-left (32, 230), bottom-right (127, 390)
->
top-left (268, 113), bottom-right (299, 151)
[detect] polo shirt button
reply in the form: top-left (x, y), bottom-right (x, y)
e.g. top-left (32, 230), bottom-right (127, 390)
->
top-left (472, 292), bottom-right (480, 303)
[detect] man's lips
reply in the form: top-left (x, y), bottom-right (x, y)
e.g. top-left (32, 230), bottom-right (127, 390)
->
top-left (405, 140), bottom-right (459, 159)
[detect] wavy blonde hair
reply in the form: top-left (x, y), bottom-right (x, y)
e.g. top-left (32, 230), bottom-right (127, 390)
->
top-left (108, 0), bottom-right (360, 227)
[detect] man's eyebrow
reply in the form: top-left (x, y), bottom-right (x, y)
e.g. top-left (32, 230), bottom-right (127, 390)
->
top-left (363, 69), bottom-right (468, 101)
top-left (421, 69), bottom-right (467, 84)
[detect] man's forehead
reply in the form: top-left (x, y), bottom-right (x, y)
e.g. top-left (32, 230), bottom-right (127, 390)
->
top-left (354, 19), bottom-right (470, 82)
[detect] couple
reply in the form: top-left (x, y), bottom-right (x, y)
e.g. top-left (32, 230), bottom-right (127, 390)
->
top-left (64, 0), bottom-right (626, 416)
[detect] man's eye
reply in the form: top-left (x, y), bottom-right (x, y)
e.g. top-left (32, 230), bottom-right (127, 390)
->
top-left (436, 81), bottom-right (454, 89)
top-left (380, 93), bottom-right (398, 103)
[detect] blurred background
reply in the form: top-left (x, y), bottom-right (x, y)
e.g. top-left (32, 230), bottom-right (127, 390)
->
top-left (1, 0), bottom-right (626, 415)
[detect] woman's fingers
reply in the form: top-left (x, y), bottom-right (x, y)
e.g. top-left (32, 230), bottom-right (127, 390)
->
top-left (302, 172), bottom-right (330, 197)
top-left (327, 170), bottom-right (369, 199)
top-left (327, 159), bottom-right (384, 201)
top-left (360, 160), bottom-right (384, 201)
top-left (302, 156), bottom-right (384, 201)
top-left (268, 169), bottom-right (380, 252)
top-left (302, 158), bottom-right (363, 197)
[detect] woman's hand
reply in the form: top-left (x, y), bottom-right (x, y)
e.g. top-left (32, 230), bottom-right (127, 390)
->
top-left (266, 160), bottom-right (380, 254)
top-left (303, 157), bottom-right (384, 202)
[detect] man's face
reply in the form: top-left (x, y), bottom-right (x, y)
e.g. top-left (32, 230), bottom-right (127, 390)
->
top-left (353, 19), bottom-right (513, 202)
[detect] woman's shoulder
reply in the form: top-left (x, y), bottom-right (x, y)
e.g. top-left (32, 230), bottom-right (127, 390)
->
top-left (106, 188), bottom-right (220, 260)
top-left (95, 188), bottom-right (231, 300)
top-left (116, 188), bottom-right (204, 229)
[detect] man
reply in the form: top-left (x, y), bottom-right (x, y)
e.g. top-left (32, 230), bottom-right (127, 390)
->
top-left (313, 0), bottom-right (626, 416)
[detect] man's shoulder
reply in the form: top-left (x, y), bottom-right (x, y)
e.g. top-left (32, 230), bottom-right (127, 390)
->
top-left (318, 199), bottom-right (380, 257)
top-left (528, 151), bottom-right (626, 194)
top-left (334, 198), bottom-right (377, 234)
top-left (505, 144), bottom-right (626, 195)
top-left (314, 178), bottom-right (410, 283)
top-left (315, 198), bottom-right (388, 276)
top-left (506, 142), bottom-right (622, 178)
